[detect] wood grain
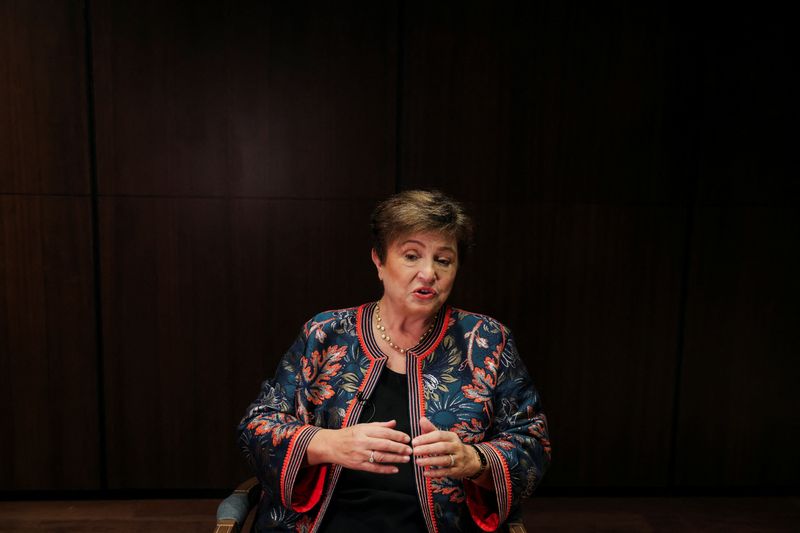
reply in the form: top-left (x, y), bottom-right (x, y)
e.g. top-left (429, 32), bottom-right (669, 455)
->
top-left (450, 202), bottom-right (687, 487)
top-left (400, 2), bottom-right (683, 204)
top-left (1, 497), bottom-right (797, 532)
top-left (0, 0), bottom-right (89, 194)
top-left (0, 196), bottom-right (99, 489)
top-left (91, 0), bottom-right (397, 197)
top-left (690, 10), bottom-right (797, 205)
top-left (675, 206), bottom-right (800, 486)
top-left (100, 197), bottom-right (382, 488)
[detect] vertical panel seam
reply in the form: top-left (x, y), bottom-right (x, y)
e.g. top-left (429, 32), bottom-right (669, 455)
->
top-left (668, 198), bottom-right (697, 488)
top-left (394, 0), bottom-right (405, 193)
top-left (83, 0), bottom-right (108, 491)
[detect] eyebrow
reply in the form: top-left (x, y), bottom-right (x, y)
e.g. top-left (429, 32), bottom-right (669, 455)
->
top-left (400, 240), bottom-right (456, 253)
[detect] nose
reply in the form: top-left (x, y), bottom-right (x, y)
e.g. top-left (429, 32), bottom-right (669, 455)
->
top-left (417, 260), bottom-right (437, 282)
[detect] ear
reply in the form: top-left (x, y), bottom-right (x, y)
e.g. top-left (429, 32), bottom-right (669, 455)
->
top-left (371, 248), bottom-right (383, 280)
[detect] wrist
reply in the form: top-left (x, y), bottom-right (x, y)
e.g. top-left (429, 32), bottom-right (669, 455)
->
top-left (465, 444), bottom-right (487, 480)
top-left (306, 428), bottom-right (334, 466)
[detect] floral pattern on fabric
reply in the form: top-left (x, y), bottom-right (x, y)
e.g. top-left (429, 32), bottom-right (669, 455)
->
top-left (299, 345), bottom-right (347, 405)
top-left (421, 335), bottom-right (461, 401)
top-left (432, 476), bottom-right (466, 504)
top-left (451, 417), bottom-right (486, 444)
top-left (238, 305), bottom-right (551, 533)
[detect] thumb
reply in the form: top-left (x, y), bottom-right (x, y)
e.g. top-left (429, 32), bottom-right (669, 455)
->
top-left (371, 419), bottom-right (397, 427)
top-left (419, 417), bottom-right (437, 433)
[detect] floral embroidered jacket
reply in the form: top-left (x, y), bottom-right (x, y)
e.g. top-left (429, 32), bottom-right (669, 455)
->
top-left (238, 303), bottom-right (551, 533)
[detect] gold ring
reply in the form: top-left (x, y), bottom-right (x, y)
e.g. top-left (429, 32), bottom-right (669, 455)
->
top-left (449, 454), bottom-right (455, 467)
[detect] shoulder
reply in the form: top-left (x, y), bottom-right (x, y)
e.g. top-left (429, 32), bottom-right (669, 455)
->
top-left (305, 306), bottom-right (358, 324)
top-left (449, 307), bottom-right (510, 335)
top-left (302, 306), bottom-right (360, 341)
top-left (448, 306), bottom-right (512, 349)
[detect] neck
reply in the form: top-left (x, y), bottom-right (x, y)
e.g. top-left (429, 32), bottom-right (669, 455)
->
top-left (377, 299), bottom-right (437, 336)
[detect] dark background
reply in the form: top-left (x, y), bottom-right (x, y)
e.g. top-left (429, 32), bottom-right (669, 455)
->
top-left (1, 0), bottom-right (797, 496)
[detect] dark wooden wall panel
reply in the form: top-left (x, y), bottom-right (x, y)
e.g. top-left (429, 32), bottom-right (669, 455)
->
top-left (691, 10), bottom-right (797, 205)
top-left (675, 207), bottom-right (800, 486)
top-left (92, 0), bottom-right (399, 489)
top-left (401, 1), bottom-right (682, 203)
top-left (450, 203), bottom-right (686, 486)
top-left (92, 0), bottom-right (397, 197)
top-left (400, 2), bottom-right (691, 487)
top-left (0, 0), bottom-right (89, 194)
top-left (2, 0), bottom-right (795, 493)
top-left (0, 197), bottom-right (99, 489)
top-left (101, 197), bottom-right (381, 488)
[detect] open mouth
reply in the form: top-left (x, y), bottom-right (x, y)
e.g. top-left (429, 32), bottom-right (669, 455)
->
top-left (414, 288), bottom-right (437, 297)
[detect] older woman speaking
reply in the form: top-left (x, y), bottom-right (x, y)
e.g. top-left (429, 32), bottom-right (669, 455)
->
top-left (238, 190), bottom-right (551, 532)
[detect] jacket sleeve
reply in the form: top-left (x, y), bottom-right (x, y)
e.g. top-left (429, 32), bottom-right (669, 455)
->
top-left (237, 327), bottom-right (328, 513)
top-left (464, 327), bottom-right (552, 531)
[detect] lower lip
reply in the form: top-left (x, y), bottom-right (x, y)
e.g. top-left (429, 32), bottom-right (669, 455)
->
top-left (413, 291), bottom-right (436, 300)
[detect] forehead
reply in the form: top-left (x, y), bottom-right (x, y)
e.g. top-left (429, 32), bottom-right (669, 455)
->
top-left (389, 231), bottom-right (457, 251)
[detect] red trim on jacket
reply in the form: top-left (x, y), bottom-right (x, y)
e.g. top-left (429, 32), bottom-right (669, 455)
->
top-left (464, 480), bottom-right (500, 532)
top-left (291, 464), bottom-right (328, 513)
top-left (416, 354), bottom-right (439, 533)
top-left (416, 305), bottom-right (452, 360)
top-left (485, 442), bottom-right (513, 520)
top-left (280, 425), bottom-right (326, 510)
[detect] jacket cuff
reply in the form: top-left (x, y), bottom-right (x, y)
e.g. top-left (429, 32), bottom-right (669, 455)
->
top-left (464, 442), bottom-right (512, 531)
top-left (279, 425), bottom-right (327, 512)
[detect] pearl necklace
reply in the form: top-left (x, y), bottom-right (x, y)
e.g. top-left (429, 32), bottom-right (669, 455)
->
top-left (374, 303), bottom-right (436, 354)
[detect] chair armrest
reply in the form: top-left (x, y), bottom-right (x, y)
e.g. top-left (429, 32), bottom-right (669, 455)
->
top-left (214, 477), bottom-right (260, 533)
top-left (213, 518), bottom-right (238, 533)
top-left (508, 522), bottom-right (527, 533)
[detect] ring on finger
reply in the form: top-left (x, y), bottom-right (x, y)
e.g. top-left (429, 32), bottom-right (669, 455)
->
top-left (369, 450), bottom-right (376, 463)
top-left (449, 454), bottom-right (455, 467)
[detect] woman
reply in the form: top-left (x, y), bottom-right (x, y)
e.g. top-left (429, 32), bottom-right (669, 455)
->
top-left (238, 190), bottom-right (551, 532)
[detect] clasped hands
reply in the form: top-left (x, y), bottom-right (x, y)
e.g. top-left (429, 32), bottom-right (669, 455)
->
top-left (307, 417), bottom-right (482, 480)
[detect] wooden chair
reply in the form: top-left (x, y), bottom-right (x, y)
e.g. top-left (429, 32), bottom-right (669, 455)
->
top-left (213, 477), bottom-right (527, 532)
top-left (214, 477), bottom-right (260, 533)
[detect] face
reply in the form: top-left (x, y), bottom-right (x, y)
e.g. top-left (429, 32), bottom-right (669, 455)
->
top-left (371, 231), bottom-right (459, 319)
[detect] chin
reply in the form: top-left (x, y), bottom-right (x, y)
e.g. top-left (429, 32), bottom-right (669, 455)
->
top-left (416, 297), bottom-right (446, 309)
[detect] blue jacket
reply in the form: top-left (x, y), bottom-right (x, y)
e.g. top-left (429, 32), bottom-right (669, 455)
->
top-left (238, 303), bottom-right (551, 532)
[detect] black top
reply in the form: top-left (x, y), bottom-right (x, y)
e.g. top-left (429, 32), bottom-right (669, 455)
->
top-left (319, 368), bottom-right (427, 533)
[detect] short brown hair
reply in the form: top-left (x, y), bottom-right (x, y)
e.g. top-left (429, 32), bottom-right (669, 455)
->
top-left (370, 190), bottom-right (474, 263)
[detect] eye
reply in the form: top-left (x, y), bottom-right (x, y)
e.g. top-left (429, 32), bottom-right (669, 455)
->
top-left (436, 257), bottom-right (453, 266)
top-left (404, 252), bottom-right (419, 261)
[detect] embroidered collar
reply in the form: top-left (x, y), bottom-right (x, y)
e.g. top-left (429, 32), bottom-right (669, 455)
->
top-left (356, 302), bottom-right (451, 361)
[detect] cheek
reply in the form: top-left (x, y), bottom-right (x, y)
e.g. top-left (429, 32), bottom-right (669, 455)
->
top-left (439, 271), bottom-right (457, 290)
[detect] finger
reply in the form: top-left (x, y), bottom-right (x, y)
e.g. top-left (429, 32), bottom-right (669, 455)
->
top-left (367, 419), bottom-right (397, 428)
top-left (369, 426), bottom-right (412, 444)
top-left (412, 426), bottom-right (458, 447)
top-left (411, 430), bottom-right (452, 447)
top-left (358, 463), bottom-right (400, 475)
top-left (419, 416), bottom-right (437, 434)
top-left (413, 441), bottom-right (455, 457)
top-left (423, 467), bottom-right (457, 478)
top-left (414, 453), bottom-right (457, 468)
top-left (367, 437), bottom-right (412, 456)
top-left (368, 450), bottom-right (412, 464)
